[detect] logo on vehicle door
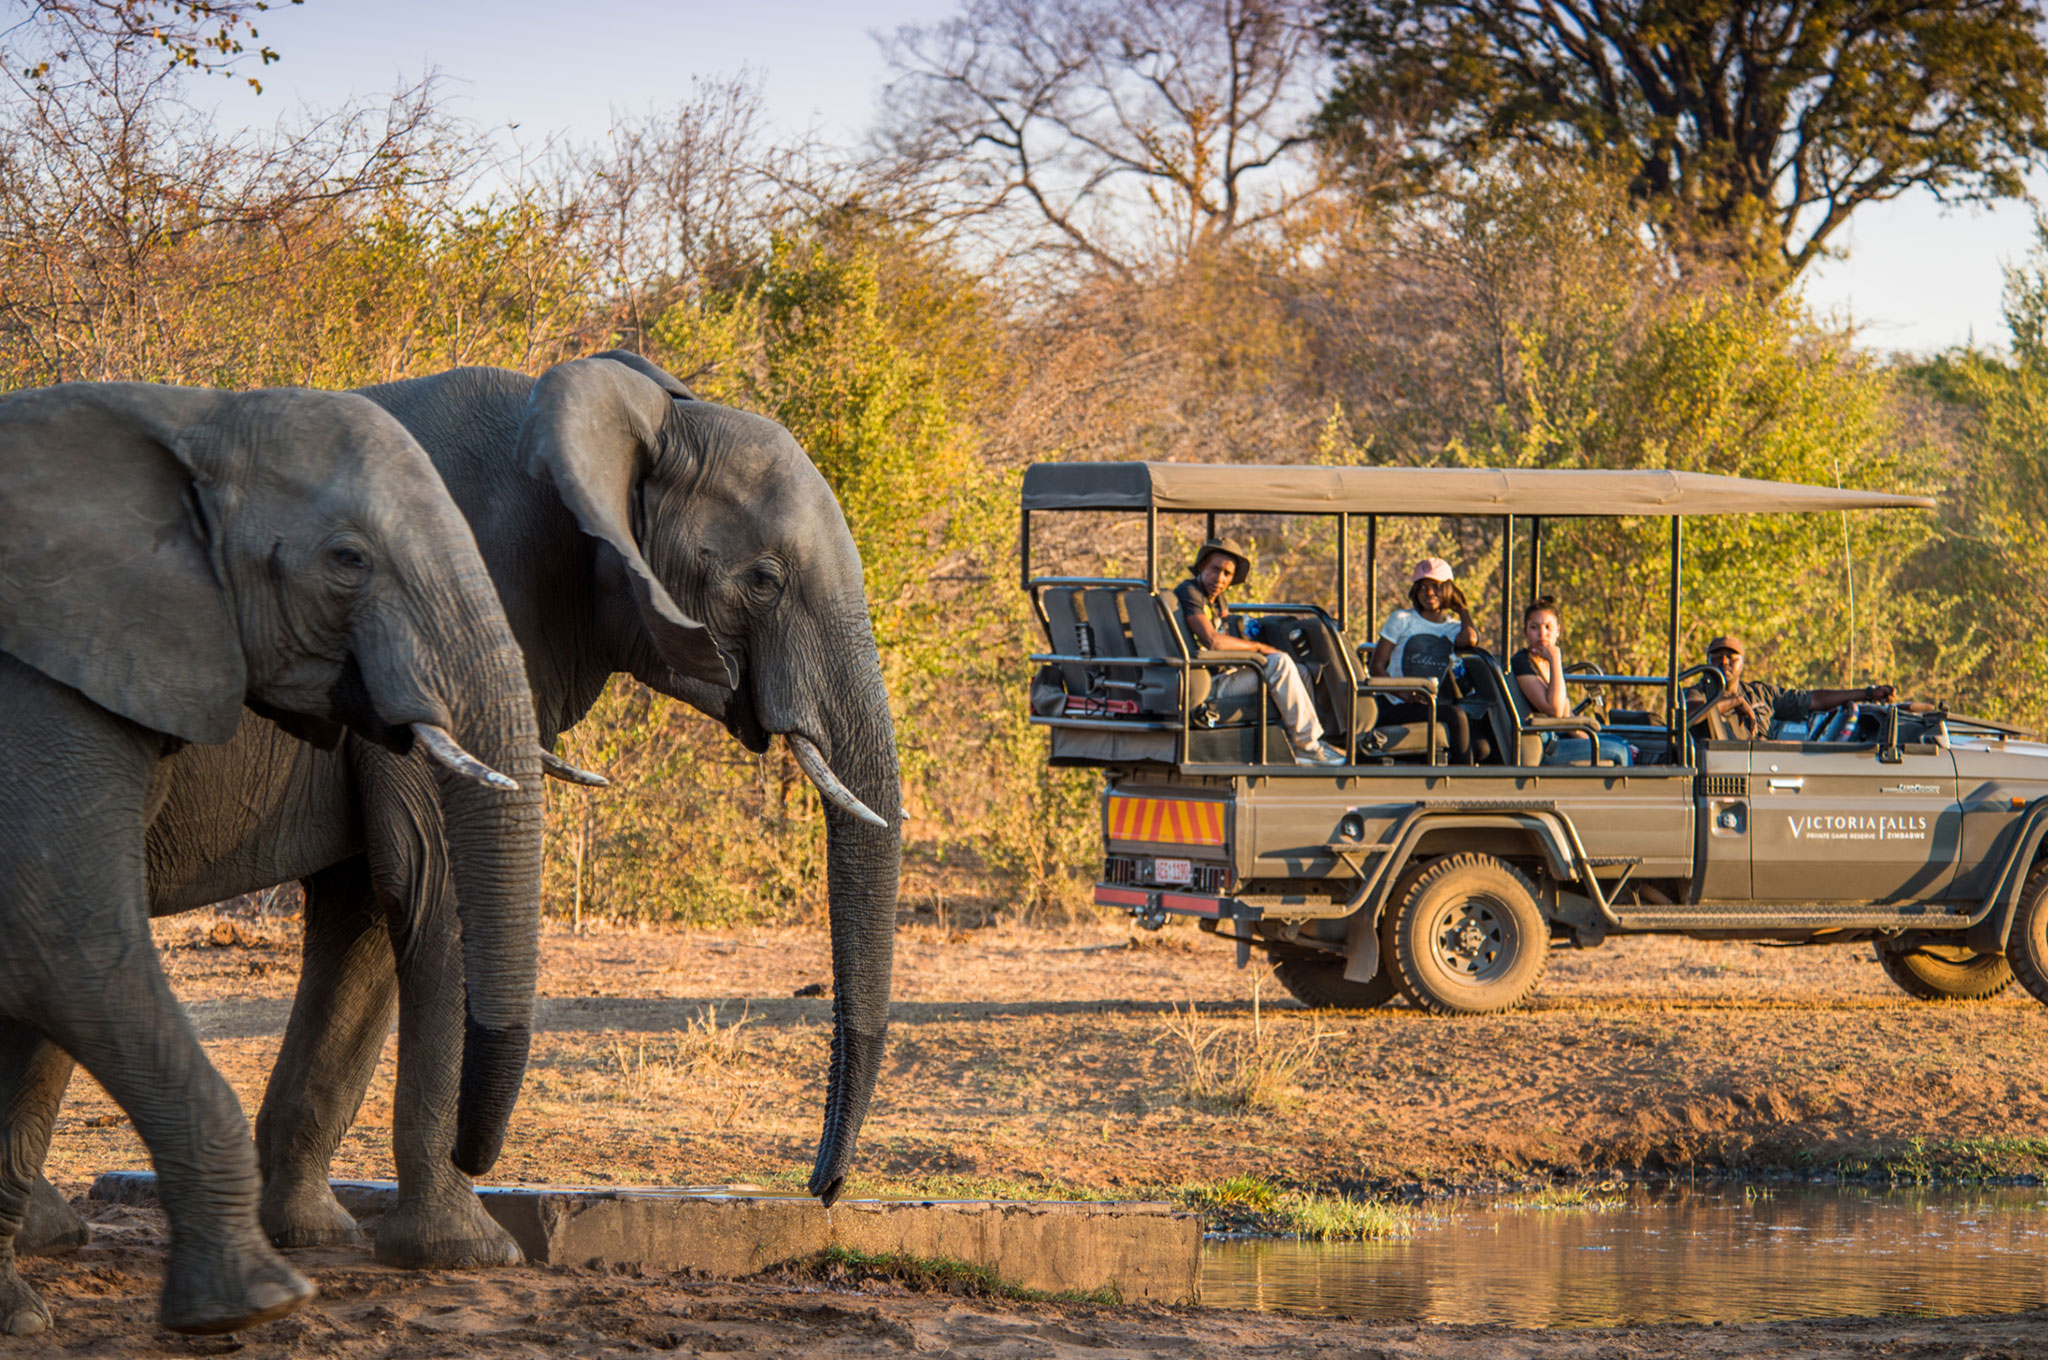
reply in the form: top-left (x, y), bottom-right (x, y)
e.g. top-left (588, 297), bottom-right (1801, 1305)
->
top-left (1787, 814), bottom-right (1928, 842)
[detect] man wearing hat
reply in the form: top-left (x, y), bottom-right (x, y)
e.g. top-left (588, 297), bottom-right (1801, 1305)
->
top-left (1174, 538), bottom-right (1347, 766)
top-left (1685, 634), bottom-right (1895, 740)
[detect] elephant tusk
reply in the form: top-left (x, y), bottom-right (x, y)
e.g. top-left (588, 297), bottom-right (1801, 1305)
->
top-left (787, 734), bottom-right (888, 829)
top-left (412, 723), bottom-right (520, 792)
top-left (540, 751), bottom-right (610, 787)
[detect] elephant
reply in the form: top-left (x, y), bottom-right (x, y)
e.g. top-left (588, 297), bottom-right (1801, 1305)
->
top-left (17, 354), bottom-right (902, 1271)
top-left (0, 382), bottom-right (546, 1335)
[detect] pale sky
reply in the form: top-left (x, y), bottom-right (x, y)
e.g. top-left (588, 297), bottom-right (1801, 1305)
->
top-left (199, 0), bottom-right (2037, 359)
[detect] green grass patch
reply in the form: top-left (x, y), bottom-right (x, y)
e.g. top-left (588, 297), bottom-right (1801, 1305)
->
top-left (1800, 1136), bottom-right (2048, 1185)
top-left (753, 1168), bottom-right (1409, 1239)
top-left (1174, 1174), bottom-right (1413, 1240)
top-left (805, 1246), bottom-right (1122, 1305)
top-left (1493, 1185), bottom-right (1626, 1211)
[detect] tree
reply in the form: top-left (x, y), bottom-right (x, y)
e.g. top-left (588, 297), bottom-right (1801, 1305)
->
top-left (881, 0), bottom-right (1329, 278)
top-left (4, 0), bottom-right (298, 90)
top-left (1318, 0), bottom-right (2048, 277)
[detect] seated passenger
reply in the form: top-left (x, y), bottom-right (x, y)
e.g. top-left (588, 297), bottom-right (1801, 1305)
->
top-left (1174, 537), bottom-right (1346, 767)
top-left (1685, 634), bottom-right (1921, 741)
top-left (1510, 597), bottom-right (1631, 765)
top-left (1368, 558), bottom-right (1479, 764)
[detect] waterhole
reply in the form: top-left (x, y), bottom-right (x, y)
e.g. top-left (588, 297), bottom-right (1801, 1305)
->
top-left (1202, 1185), bottom-right (2048, 1325)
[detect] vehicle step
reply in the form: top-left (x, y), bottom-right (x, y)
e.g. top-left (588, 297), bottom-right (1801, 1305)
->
top-left (1583, 856), bottom-right (1643, 867)
top-left (1609, 905), bottom-right (1972, 930)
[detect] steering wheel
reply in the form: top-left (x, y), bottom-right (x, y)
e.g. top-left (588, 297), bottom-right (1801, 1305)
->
top-left (1678, 663), bottom-right (1725, 707)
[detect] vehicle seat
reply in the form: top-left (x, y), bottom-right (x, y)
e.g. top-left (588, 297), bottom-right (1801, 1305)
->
top-left (1151, 591), bottom-right (1264, 726)
top-left (1078, 587), bottom-right (1181, 716)
top-left (1258, 614), bottom-right (1369, 748)
top-left (1463, 649), bottom-right (1616, 766)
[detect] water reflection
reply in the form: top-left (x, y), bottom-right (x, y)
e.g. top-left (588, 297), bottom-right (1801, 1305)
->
top-left (1202, 1185), bottom-right (2048, 1325)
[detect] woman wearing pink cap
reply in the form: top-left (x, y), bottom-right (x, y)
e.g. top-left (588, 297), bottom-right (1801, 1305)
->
top-left (1369, 558), bottom-right (1479, 763)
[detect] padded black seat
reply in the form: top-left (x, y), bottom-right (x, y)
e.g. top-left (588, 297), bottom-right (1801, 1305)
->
top-left (1461, 648), bottom-right (1613, 766)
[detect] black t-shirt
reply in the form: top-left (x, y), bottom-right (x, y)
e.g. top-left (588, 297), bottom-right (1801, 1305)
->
top-left (1172, 578), bottom-right (1223, 648)
top-left (1509, 648), bottom-right (1548, 716)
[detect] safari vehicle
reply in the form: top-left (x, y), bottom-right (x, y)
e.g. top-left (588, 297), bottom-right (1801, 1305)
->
top-left (1022, 461), bottom-right (2048, 1015)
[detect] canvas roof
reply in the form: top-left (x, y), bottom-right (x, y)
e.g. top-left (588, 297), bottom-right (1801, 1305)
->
top-left (1019, 462), bottom-right (1938, 517)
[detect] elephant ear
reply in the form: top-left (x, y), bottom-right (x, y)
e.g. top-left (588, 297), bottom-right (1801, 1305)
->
top-left (583, 349), bottom-right (701, 401)
top-left (516, 358), bottom-right (736, 689)
top-left (0, 383), bottom-right (246, 744)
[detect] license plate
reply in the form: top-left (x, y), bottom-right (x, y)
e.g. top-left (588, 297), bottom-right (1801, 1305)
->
top-left (1153, 857), bottom-right (1193, 885)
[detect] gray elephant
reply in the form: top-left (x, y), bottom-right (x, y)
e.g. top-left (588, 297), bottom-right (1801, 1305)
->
top-left (0, 382), bottom-right (545, 1335)
top-left (20, 354), bottom-right (901, 1270)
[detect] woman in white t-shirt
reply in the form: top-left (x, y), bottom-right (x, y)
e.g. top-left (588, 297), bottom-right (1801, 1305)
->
top-left (1367, 558), bottom-right (1479, 763)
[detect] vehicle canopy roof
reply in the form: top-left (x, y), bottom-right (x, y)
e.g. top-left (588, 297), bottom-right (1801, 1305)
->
top-left (1020, 462), bottom-right (1937, 517)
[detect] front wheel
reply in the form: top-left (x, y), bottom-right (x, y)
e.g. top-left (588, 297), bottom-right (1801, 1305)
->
top-left (1269, 947), bottom-right (1399, 1010)
top-left (2004, 868), bottom-right (2048, 1008)
top-left (1876, 940), bottom-right (2013, 1002)
top-left (1382, 854), bottom-right (1547, 1015)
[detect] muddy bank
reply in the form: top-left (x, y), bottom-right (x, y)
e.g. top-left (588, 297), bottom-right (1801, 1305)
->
top-left (17, 1197), bottom-right (2048, 1358)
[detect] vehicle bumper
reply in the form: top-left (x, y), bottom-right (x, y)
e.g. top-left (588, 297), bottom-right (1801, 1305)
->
top-left (1093, 884), bottom-right (1259, 920)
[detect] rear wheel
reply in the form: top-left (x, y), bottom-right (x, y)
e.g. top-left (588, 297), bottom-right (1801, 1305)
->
top-left (1269, 948), bottom-right (1399, 1010)
top-left (1383, 853), bottom-right (1547, 1016)
top-left (2005, 868), bottom-right (2048, 1008)
top-left (1876, 940), bottom-right (2013, 1002)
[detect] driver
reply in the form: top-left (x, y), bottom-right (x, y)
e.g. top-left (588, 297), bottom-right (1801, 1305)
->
top-left (1685, 634), bottom-right (1896, 740)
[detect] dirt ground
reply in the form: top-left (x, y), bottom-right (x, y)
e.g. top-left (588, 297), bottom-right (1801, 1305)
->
top-left (20, 909), bottom-right (2048, 1355)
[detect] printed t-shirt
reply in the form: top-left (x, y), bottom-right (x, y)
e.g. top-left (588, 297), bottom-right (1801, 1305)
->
top-left (1378, 608), bottom-right (1463, 678)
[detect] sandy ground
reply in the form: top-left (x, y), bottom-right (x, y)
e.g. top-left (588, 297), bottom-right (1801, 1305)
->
top-left (17, 909), bottom-right (2048, 1355)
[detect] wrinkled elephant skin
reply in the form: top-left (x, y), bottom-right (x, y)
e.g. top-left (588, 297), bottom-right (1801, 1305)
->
top-left (0, 383), bottom-right (542, 1335)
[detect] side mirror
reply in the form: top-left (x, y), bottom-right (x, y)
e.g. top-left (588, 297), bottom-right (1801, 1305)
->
top-left (1878, 704), bottom-right (1904, 764)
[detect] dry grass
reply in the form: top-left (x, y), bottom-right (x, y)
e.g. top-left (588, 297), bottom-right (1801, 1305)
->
top-left (1160, 975), bottom-right (1328, 1114)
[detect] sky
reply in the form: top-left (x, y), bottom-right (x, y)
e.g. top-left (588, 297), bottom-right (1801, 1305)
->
top-left (197, 0), bottom-right (2038, 359)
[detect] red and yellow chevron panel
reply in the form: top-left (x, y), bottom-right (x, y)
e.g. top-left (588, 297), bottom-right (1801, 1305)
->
top-left (1105, 795), bottom-right (1226, 846)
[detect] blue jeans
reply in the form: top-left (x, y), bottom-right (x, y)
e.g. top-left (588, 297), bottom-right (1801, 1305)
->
top-left (1542, 735), bottom-right (1633, 767)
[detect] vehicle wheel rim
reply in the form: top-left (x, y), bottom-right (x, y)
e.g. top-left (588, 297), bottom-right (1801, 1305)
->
top-left (1427, 896), bottom-right (1515, 983)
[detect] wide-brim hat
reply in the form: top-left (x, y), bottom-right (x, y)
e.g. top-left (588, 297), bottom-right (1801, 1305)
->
top-left (1190, 536), bottom-right (1252, 583)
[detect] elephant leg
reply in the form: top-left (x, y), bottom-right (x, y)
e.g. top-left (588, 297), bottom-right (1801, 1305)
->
top-left (12, 941), bottom-right (314, 1333)
top-left (254, 859), bottom-right (395, 1249)
top-left (0, 1024), bottom-right (72, 1335)
top-left (370, 851), bottom-right (520, 1269)
top-left (19, 1171), bottom-right (89, 1258)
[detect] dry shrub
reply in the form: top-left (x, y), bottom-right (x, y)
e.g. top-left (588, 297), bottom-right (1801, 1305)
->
top-left (599, 1003), bottom-right (757, 1128)
top-left (1160, 977), bottom-right (1327, 1114)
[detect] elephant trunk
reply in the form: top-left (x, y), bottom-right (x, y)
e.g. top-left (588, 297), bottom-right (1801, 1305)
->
top-left (805, 650), bottom-right (901, 1206)
top-left (425, 607), bottom-right (545, 1176)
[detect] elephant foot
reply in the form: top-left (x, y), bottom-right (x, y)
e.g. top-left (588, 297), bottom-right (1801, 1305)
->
top-left (159, 1239), bottom-right (315, 1335)
top-left (372, 1188), bottom-right (522, 1270)
top-left (259, 1175), bottom-right (363, 1249)
top-left (0, 1264), bottom-right (52, 1337)
top-left (18, 1173), bottom-right (89, 1256)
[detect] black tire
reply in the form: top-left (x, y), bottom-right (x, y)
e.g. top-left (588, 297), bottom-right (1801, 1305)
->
top-left (1876, 940), bottom-right (2014, 1002)
top-left (2005, 868), bottom-right (2048, 1008)
top-left (1382, 853), bottom-right (1547, 1015)
top-left (1269, 948), bottom-right (1400, 1009)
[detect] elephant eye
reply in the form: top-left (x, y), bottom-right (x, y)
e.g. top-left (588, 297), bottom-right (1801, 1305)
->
top-left (748, 560), bottom-right (786, 595)
top-left (330, 545), bottom-right (370, 573)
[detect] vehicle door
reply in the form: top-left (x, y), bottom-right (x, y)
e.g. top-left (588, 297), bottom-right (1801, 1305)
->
top-left (1748, 733), bottom-right (1961, 903)
top-left (1694, 740), bottom-right (1752, 900)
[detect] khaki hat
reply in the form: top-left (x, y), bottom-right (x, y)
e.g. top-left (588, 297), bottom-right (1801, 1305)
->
top-left (1706, 634), bottom-right (1747, 659)
top-left (1191, 537), bottom-right (1252, 583)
